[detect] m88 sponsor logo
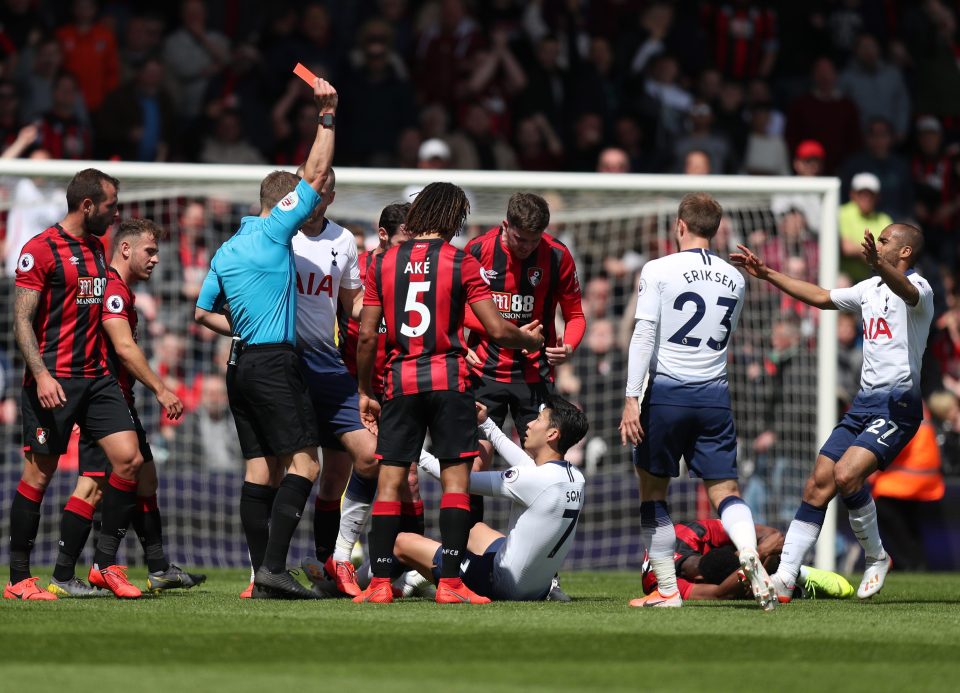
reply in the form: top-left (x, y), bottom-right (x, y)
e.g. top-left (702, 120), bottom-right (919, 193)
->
top-left (491, 291), bottom-right (534, 320)
top-left (77, 276), bottom-right (107, 305)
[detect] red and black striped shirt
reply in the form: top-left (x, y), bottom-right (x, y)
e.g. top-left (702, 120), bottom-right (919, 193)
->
top-left (15, 224), bottom-right (109, 382)
top-left (101, 267), bottom-right (138, 406)
top-left (465, 227), bottom-right (585, 384)
top-left (363, 238), bottom-right (491, 400)
top-left (343, 249), bottom-right (389, 395)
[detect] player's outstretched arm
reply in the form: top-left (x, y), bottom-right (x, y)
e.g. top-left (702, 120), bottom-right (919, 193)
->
top-left (476, 403), bottom-right (535, 468)
top-left (14, 286), bottom-right (65, 408)
top-left (730, 244), bottom-right (835, 309)
top-left (102, 319), bottom-right (183, 420)
top-left (861, 229), bottom-right (920, 306)
top-left (686, 571), bottom-right (745, 600)
top-left (301, 78), bottom-right (338, 194)
top-left (417, 449), bottom-right (516, 500)
top-left (470, 298), bottom-right (544, 351)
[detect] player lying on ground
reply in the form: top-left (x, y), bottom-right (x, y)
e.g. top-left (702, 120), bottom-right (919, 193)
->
top-left (732, 224), bottom-right (934, 601)
top-left (619, 192), bottom-right (775, 611)
top-left (49, 219), bottom-right (205, 597)
top-left (639, 519), bottom-right (854, 601)
top-left (398, 398), bottom-right (587, 602)
top-left (7, 169), bottom-right (146, 601)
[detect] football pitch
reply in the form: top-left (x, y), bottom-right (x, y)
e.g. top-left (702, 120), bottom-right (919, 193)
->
top-left (2, 570), bottom-right (958, 692)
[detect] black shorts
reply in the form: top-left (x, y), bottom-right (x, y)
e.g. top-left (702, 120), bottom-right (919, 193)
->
top-left (375, 391), bottom-right (479, 464)
top-left (226, 344), bottom-right (321, 459)
top-left (78, 406), bottom-right (153, 477)
top-left (473, 377), bottom-right (555, 443)
top-left (22, 375), bottom-right (135, 456)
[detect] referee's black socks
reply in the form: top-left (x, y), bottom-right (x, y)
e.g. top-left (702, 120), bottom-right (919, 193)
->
top-left (240, 481), bottom-right (278, 571)
top-left (263, 474), bottom-right (313, 574)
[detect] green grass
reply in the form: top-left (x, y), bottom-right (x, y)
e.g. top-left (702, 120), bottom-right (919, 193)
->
top-left (1, 570), bottom-right (959, 692)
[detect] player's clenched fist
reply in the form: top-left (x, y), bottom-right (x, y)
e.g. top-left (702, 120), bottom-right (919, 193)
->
top-left (312, 78), bottom-right (338, 114)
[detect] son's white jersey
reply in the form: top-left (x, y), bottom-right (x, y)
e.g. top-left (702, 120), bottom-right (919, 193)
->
top-left (291, 218), bottom-right (361, 365)
top-left (634, 248), bottom-right (745, 406)
top-left (420, 419), bottom-right (585, 600)
top-left (829, 270), bottom-right (934, 418)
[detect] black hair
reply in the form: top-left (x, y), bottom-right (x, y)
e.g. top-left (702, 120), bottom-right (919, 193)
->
top-left (699, 547), bottom-right (741, 585)
top-left (405, 182), bottom-right (469, 240)
top-left (66, 168), bottom-right (119, 212)
top-left (379, 202), bottom-right (411, 238)
top-left (543, 395), bottom-right (589, 454)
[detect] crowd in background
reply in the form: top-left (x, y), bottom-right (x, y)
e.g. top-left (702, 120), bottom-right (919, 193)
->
top-left (0, 1), bottom-right (958, 512)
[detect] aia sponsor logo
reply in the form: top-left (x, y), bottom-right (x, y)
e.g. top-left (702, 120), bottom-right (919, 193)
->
top-left (863, 317), bottom-right (892, 340)
top-left (296, 271), bottom-right (333, 296)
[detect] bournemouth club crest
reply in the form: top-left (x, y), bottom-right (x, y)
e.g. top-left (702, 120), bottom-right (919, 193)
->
top-left (528, 267), bottom-right (543, 287)
top-left (36, 428), bottom-right (48, 445)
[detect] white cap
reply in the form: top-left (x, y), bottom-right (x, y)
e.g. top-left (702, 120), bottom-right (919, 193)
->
top-left (418, 138), bottom-right (450, 161)
top-left (851, 172), bottom-right (880, 193)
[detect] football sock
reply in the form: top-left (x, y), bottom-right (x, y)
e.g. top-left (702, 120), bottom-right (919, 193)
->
top-left (439, 491), bottom-right (471, 579)
top-left (333, 470), bottom-right (376, 561)
top-left (262, 474), bottom-right (313, 574)
top-left (368, 500), bottom-right (402, 578)
top-left (239, 481), bottom-right (277, 572)
top-left (10, 481), bottom-right (44, 584)
top-left (313, 497), bottom-right (340, 562)
top-left (641, 500), bottom-right (677, 595)
top-left (133, 494), bottom-right (169, 573)
top-left (93, 474), bottom-right (137, 569)
top-left (469, 494), bottom-right (484, 526)
top-left (842, 487), bottom-right (886, 560)
top-left (52, 496), bottom-right (95, 582)
top-left (400, 500), bottom-right (425, 535)
top-left (775, 502), bottom-right (826, 587)
top-left (717, 495), bottom-right (758, 553)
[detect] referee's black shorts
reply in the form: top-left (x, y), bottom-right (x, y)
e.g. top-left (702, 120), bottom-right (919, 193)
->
top-left (473, 377), bottom-right (555, 444)
top-left (226, 344), bottom-right (320, 459)
top-left (376, 391), bottom-right (478, 465)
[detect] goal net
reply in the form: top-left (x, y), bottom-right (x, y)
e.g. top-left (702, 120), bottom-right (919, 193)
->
top-left (0, 161), bottom-right (839, 571)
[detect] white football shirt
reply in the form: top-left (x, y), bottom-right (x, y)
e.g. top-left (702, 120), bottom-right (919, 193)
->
top-left (634, 249), bottom-right (745, 384)
top-left (291, 218), bottom-right (361, 356)
top-left (829, 270), bottom-right (934, 416)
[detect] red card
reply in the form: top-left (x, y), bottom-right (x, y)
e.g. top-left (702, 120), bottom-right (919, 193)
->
top-left (293, 63), bottom-right (318, 86)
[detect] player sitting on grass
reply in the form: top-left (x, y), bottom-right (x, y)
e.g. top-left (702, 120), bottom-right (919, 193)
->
top-left (399, 397), bottom-right (587, 602)
top-left (638, 519), bottom-right (854, 601)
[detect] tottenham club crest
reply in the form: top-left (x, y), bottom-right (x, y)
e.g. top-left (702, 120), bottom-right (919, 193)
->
top-left (106, 294), bottom-right (125, 314)
top-left (527, 267), bottom-right (543, 287)
top-left (36, 428), bottom-right (48, 445)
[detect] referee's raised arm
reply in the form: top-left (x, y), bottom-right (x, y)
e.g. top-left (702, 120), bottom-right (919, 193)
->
top-left (301, 78), bottom-right (338, 194)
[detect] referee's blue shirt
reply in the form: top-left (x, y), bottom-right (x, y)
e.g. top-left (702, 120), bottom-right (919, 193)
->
top-left (196, 178), bottom-right (321, 345)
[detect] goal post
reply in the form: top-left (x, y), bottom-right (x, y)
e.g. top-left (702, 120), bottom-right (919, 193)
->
top-left (0, 159), bottom-right (839, 571)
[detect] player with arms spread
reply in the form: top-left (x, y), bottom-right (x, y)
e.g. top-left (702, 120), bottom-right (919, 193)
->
top-left (354, 182), bottom-right (544, 604)
top-left (404, 398), bottom-right (587, 601)
top-left (48, 218), bottom-right (205, 596)
top-left (7, 169), bottom-right (147, 600)
top-left (619, 192), bottom-right (775, 610)
top-left (731, 223), bottom-right (934, 600)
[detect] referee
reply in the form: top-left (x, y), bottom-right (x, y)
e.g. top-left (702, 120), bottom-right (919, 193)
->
top-left (195, 77), bottom-right (338, 600)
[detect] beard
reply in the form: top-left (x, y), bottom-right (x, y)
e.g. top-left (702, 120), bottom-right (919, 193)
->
top-left (86, 211), bottom-right (113, 236)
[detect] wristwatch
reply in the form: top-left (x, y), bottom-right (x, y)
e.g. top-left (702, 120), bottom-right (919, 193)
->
top-left (318, 113), bottom-right (335, 128)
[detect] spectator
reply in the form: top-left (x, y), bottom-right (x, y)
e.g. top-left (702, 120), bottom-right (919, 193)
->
top-left (742, 101), bottom-right (790, 175)
top-left (517, 33), bottom-right (567, 132)
top-left (641, 53), bottom-right (692, 139)
top-left (613, 114), bottom-right (658, 172)
top-left (514, 113), bottom-right (564, 172)
top-left (0, 79), bottom-right (22, 149)
top-left (903, 0), bottom-right (960, 123)
top-left (0, 0), bottom-right (48, 52)
top-left (163, 0), bottom-right (230, 121)
top-left (461, 28), bottom-right (526, 132)
top-left (417, 137), bottom-right (451, 170)
top-left (582, 275), bottom-right (613, 320)
top-left (597, 147), bottom-right (629, 174)
top-left (838, 172), bottom-right (893, 281)
top-left (683, 148), bottom-right (711, 175)
top-left (14, 34), bottom-right (87, 124)
top-left (836, 311), bottom-right (864, 409)
top-left (673, 101), bottom-right (730, 173)
top-left (414, 0), bottom-right (482, 110)
top-left (771, 140), bottom-right (826, 233)
top-left (3, 144), bottom-right (64, 276)
top-left (95, 56), bottom-right (175, 161)
top-left (199, 108), bottom-right (266, 165)
top-left (622, 2), bottom-right (675, 76)
top-left (173, 376), bottom-right (242, 471)
top-left (55, 0), bottom-right (119, 112)
top-left (910, 115), bottom-right (957, 268)
top-left (291, 3), bottom-right (337, 81)
top-left (702, 0), bottom-right (778, 81)
top-left (201, 43), bottom-right (273, 158)
top-left (271, 80), bottom-right (315, 166)
top-left (37, 71), bottom-right (92, 159)
top-left (786, 56), bottom-right (862, 173)
top-left (839, 117), bottom-right (914, 220)
top-left (839, 34), bottom-right (911, 141)
top-left (746, 78), bottom-right (785, 136)
top-left (447, 102), bottom-right (517, 170)
top-left (572, 318), bottom-right (625, 468)
top-left (929, 390), bottom-right (960, 476)
top-left (568, 112), bottom-right (605, 172)
top-left (870, 414), bottom-right (945, 571)
top-left (118, 10), bottom-right (165, 80)
top-left (338, 20), bottom-right (418, 167)
top-left (573, 36), bottom-right (620, 124)
top-left (713, 80), bottom-right (749, 157)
